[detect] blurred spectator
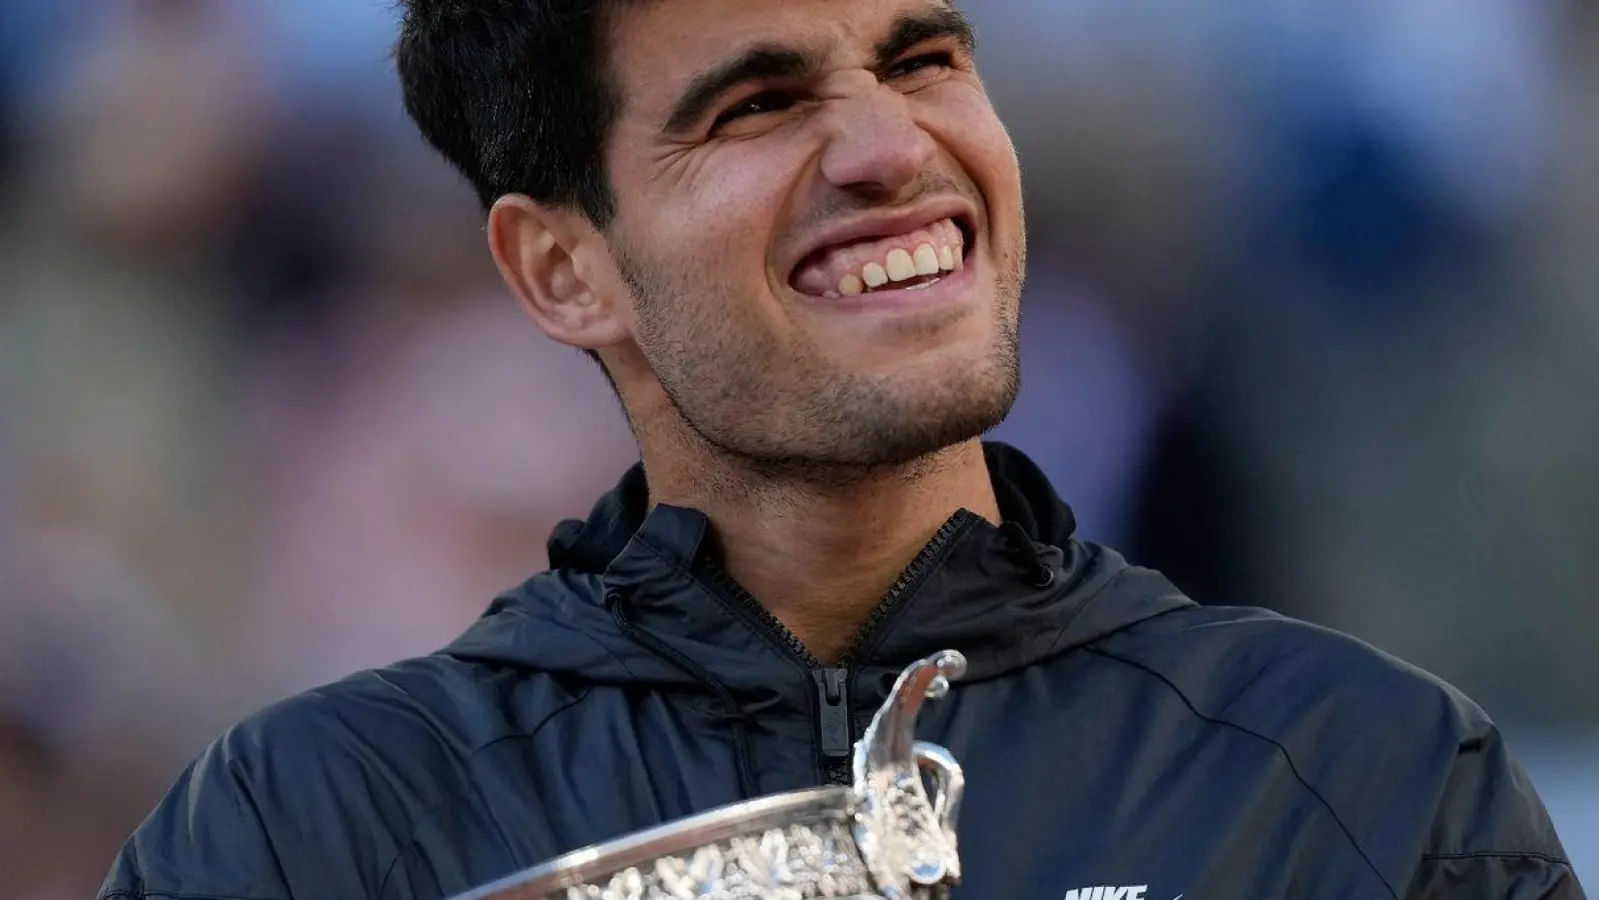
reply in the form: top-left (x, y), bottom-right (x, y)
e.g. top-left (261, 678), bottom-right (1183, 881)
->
top-left (231, 152), bottom-right (638, 699)
top-left (0, 714), bottom-right (59, 898)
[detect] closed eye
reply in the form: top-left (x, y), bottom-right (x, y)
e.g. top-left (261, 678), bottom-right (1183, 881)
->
top-left (708, 50), bottom-right (957, 132)
top-left (887, 51), bottom-right (956, 80)
top-left (713, 90), bottom-right (800, 129)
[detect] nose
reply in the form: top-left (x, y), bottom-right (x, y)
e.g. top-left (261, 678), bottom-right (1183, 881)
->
top-left (818, 81), bottom-right (937, 197)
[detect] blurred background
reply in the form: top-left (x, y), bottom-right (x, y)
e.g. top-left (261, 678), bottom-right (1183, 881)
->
top-left (0, 0), bottom-right (1594, 894)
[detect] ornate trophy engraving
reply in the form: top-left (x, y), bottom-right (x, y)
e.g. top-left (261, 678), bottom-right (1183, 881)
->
top-left (452, 651), bottom-right (968, 900)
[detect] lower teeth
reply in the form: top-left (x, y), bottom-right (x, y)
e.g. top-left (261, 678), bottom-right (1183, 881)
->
top-left (868, 275), bottom-right (943, 294)
top-left (817, 273), bottom-right (946, 299)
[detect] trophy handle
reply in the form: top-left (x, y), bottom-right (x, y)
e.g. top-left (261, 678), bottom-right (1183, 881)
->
top-left (852, 650), bottom-right (968, 899)
top-left (914, 741), bottom-right (964, 859)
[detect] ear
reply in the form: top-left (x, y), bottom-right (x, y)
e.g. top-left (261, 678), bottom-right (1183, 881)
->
top-left (487, 194), bottom-right (630, 350)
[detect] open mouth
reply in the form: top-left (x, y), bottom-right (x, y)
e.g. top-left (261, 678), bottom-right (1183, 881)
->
top-left (789, 216), bottom-right (976, 299)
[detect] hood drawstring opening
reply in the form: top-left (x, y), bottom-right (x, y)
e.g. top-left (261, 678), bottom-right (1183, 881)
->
top-left (1000, 520), bottom-right (1057, 589)
top-left (605, 591), bottom-right (761, 800)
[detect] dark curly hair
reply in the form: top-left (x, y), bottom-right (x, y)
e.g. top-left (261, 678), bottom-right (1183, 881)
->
top-left (395, 0), bottom-right (628, 225)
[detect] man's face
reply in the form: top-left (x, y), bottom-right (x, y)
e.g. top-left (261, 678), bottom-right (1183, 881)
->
top-left (602, 0), bottom-right (1026, 469)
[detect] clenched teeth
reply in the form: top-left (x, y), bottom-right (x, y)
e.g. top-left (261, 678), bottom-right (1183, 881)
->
top-left (863, 263), bottom-right (890, 288)
top-left (793, 216), bottom-right (967, 298)
top-left (834, 240), bottom-right (963, 297)
top-left (885, 249), bottom-right (917, 282)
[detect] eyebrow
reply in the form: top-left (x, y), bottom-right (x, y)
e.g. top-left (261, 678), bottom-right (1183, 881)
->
top-left (661, 6), bottom-right (978, 135)
top-left (663, 45), bottom-right (818, 135)
top-left (876, 6), bottom-right (976, 69)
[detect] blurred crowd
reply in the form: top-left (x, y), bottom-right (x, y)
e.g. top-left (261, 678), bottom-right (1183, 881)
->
top-left (0, 1), bottom-right (1594, 895)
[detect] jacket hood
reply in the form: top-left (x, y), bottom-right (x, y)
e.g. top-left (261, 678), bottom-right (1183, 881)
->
top-left (445, 442), bottom-right (1194, 704)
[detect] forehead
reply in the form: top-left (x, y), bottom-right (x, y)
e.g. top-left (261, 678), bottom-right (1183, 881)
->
top-left (608, 0), bottom-right (954, 92)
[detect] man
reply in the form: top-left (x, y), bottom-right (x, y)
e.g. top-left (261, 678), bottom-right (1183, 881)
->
top-left (100, 1), bottom-right (1584, 898)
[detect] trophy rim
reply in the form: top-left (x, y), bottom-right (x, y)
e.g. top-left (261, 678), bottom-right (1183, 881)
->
top-left (453, 786), bottom-right (857, 900)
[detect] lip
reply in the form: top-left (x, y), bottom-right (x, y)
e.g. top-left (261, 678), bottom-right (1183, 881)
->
top-left (785, 197), bottom-right (980, 285)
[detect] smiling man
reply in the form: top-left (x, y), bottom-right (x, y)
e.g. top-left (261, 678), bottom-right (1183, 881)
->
top-left (98, 2), bottom-right (1584, 900)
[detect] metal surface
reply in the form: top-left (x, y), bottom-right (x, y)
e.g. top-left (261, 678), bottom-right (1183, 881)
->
top-left (451, 651), bottom-right (969, 900)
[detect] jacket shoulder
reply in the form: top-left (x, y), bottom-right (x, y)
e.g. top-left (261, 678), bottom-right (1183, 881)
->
top-left (100, 653), bottom-right (575, 900)
top-left (215, 649), bottom-right (588, 835)
top-left (1101, 604), bottom-right (1488, 734)
top-left (1093, 605), bottom-right (1576, 893)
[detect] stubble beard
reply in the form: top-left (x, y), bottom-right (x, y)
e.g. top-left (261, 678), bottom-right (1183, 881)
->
top-left (617, 234), bottom-right (1025, 486)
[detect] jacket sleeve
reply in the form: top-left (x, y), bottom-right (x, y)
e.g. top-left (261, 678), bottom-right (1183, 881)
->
top-left (98, 732), bottom-right (293, 900)
top-left (1402, 725), bottom-right (1586, 899)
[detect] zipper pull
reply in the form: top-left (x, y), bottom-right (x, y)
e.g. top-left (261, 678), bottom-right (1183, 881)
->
top-left (813, 667), bottom-right (852, 759)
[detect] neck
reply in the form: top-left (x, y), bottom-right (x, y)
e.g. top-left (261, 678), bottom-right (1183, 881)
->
top-left (637, 426), bottom-right (1001, 665)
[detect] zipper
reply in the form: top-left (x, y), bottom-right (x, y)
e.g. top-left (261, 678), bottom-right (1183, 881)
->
top-left (702, 563), bottom-right (844, 784)
top-left (700, 511), bottom-right (974, 785)
top-left (704, 565), bottom-right (825, 669)
top-left (835, 512), bottom-right (973, 666)
top-left (822, 512), bottom-right (970, 784)
top-left (814, 666), bottom-right (853, 785)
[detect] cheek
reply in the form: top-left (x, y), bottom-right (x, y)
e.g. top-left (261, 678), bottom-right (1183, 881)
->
top-left (670, 142), bottom-right (807, 273)
top-left (622, 169), bottom-right (794, 344)
top-left (926, 88), bottom-right (1021, 195)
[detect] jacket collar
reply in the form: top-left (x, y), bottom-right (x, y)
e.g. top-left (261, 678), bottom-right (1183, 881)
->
top-left (548, 442), bottom-right (1077, 577)
top-left (536, 443), bottom-right (1188, 709)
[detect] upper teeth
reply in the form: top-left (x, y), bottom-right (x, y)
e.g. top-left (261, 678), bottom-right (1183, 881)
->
top-left (837, 241), bottom-right (963, 297)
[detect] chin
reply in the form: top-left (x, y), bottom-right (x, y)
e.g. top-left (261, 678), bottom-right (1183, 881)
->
top-left (663, 310), bottom-right (1019, 472)
top-left (814, 359), bottom-right (1019, 468)
top-left (690, 355), bottom-right (1016, 475)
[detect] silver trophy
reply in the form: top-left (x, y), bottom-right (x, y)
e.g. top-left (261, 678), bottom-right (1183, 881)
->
top-left (452, 650), bottom-right (969, 900)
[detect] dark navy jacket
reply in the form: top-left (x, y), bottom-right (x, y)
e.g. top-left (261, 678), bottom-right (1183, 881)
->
top-left (101, 444), bottom-right (1583, 900)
